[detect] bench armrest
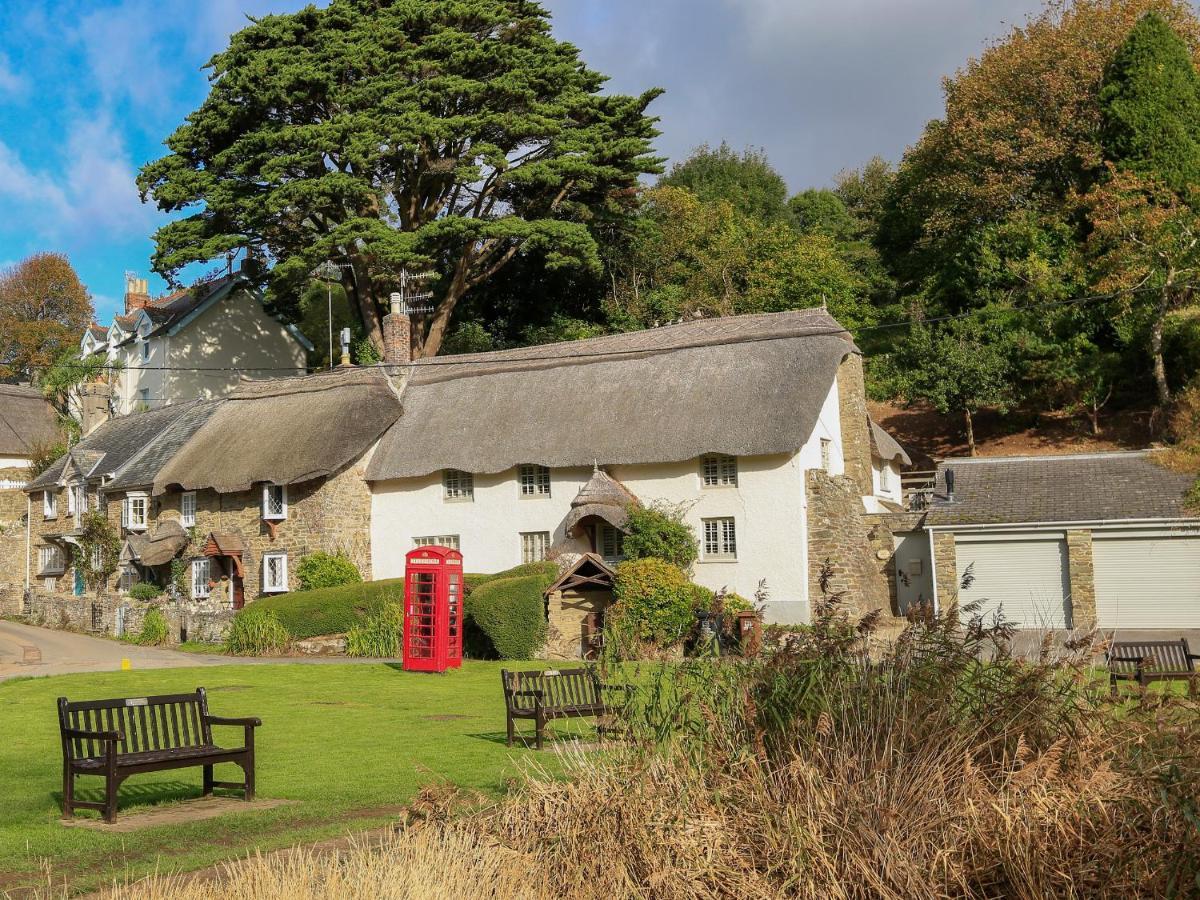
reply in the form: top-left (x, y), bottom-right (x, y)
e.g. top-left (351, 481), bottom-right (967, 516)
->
top-left (204, 715), bottom-right (262, 728)
top-left (62, 727), bottom-right (122, 742)
top-left (1108, 655), bottom-right (1149, 664)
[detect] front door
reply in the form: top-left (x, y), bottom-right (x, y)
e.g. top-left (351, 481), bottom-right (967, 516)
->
top-left (232, 571), bottom-right (245, 609)
top-left (73, 566), bottom-right (85, 596)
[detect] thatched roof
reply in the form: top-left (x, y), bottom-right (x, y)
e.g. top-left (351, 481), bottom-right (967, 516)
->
top-left (124, 519), bottom-right (189, 567)
top-left (564, 467), bottom-right (638, 535)
top-left (0, 384), bottom-right (61, 458)
top-left (869, 419), bottom-right (911, 466)
top-left (367, 309), bottom-right (856, 481)
top-left (154, 368), bottom-right (401, 494)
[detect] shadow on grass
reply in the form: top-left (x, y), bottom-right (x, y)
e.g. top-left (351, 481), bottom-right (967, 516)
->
top-left (53, 779), bottom-right (207, 811)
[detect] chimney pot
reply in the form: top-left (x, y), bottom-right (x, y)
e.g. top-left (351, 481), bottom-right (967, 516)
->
top-left (390, 292), bottom-right (403, 315)
top-left (382, 295), bottom-right (412, 367)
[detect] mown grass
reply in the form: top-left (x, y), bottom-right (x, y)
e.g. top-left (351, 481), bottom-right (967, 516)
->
top-left (0, 661), bottom-right (583, 896)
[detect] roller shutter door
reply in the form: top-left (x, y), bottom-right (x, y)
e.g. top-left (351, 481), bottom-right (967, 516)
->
top-left (954, 536), bottom-right (1071, 629)
top-left (1093, 536), bottom-right (1200, 629)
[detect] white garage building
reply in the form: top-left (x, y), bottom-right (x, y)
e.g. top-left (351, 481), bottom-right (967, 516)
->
top-left (916, 452), bottom-right (1200, 633)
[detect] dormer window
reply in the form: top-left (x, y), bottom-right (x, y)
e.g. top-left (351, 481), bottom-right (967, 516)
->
top-left (701, 454), bottom-right (737, 488)
top-left (122, 493), bottom-right (148, 531)
top-left (443, 469), bottom-right (474, 502)
top-left (262, 483), bottom-right (288, 520)
top-left (43, 491), bottom-right (57, 520)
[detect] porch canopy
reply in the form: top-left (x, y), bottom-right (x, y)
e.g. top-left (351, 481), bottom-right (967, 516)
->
top-left (203, 530), bottom-right (245, 577)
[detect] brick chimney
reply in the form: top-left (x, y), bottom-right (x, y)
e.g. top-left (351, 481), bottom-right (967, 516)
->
top-left (123, 273), bottom-right (151, 314)
top-left (381, 292), bottom-right (412, 367)
top-left (78, 381), bottom-right (112, 437)
top-left (836, 351), bottom-right (874, 497)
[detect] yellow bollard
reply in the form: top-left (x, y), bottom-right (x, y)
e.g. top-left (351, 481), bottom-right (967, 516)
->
top-left (121, 658), bottom-right (131, 671)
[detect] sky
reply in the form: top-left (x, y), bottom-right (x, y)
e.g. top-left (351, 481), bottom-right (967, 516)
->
top-left (0, 0), bottom-right (1046, 323)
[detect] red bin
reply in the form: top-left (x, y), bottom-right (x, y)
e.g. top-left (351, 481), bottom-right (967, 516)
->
top-left (402, 545), bottom-right (463, 672)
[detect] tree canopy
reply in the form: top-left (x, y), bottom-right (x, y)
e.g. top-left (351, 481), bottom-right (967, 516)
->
top-left (659, 142), bottom-right (790, 222)
top-left (138, 0), bottom-right (662, 357)
top-left (0, 253), bottom-right (92, 382)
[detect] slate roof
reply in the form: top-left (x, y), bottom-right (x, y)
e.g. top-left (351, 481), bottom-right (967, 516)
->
top-left (925, 451), bottom-right (1196, 526)
top-left (367, 308), bottom-right (858, 481)
top-left (26, 402), bottom-right (209, 491)
top-left (0, 384), bottom-right (61, 458)
top-left (105, 400), bottom-right (221, 490)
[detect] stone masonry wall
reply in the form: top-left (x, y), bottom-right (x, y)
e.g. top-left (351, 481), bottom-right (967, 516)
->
top-left (0, 486), bottom-right (28, 613)
top-left (1066, 530), bottom-right (1096, 629)
top-left (836, 353), bottom-right (873, 499)
top-left (544, 587), bottom-right (612, 659)
top-left (932, 532), bottom-right (958, 609)
top-left (806, 469), bottom-right (897, 621)
top-left (861, 511), bottom-right (927, 617)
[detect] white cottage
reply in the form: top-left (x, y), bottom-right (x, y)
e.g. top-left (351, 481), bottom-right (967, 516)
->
top-left (367, 307), bottom-right (903, 624)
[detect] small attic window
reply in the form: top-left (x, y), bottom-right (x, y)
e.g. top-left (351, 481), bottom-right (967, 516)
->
top-left (701, 454), bottom-right (737, 488)
top-left (140, 338), bottom-right (150, 361)
top-left (519, 464), bottom-right (550, 497)
top-left (262, 483), bottom-right (288, 520)
top-left (443, 470), bottom-right (474, 502)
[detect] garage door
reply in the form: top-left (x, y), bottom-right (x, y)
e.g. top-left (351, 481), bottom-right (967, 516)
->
top-left (1093, 536), bottom-right (1200, 629)
top-left (954, 536), bottom-right (1071, 629)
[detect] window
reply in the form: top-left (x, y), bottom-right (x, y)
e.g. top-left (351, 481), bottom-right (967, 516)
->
top-left (123, 493), bottom-right (148, 531)
top-left (442, 469), bottom-right (474, 501)
top-left (66, 484), bottom-right (76, 516)
top-left (262, 483), bottom-right (287, 520)
top-left (878, 463), bottom-right (891, 492)
top-left (414, 535), bottom-right (461, 550)
top-left (702, 517), bottom-right (737, 561)
top-left (820, 438), bottom-right (833, 474)
top-left (701, 454), bottom-right (738, 487)
top-left (138, 388), bottom-right (150, 407)
top-left (191, 558), bottom-right (211, 599)
top-left (262, 552), bottom-right (288, 593)
top-left (119, 566), bottom-right (138, 593)
top-left (43, 491), bottom-right (57, 519)
top-left (90, 546), bottom-right (103, 570)
top-left (181, 491), bottom-right (196, 527)
top-left (519, 464), bottom-right (551, 497)
top-left (72, 485), bottom-right (86, 526)
top-left (597, 523), bottom-right (625, 560)
top-left (38, 545), bottom-right (65, 574)
top-left (140, 339), bottom-right (150, 362)
top-left (520, 531), bottom-right (550, 564)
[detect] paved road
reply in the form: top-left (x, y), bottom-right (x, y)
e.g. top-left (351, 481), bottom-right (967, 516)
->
top-left (0, 620), bottom-right (381, 681)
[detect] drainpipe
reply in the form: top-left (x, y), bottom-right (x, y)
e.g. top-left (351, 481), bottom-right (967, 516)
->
top-left (24, 494), bottom-right (31, 606)
top-left (926, 526), bottom-right (938, 616)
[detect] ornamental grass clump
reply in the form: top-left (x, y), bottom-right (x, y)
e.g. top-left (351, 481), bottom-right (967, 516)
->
top-left (135, 608), bottom-right (169, 647)
top-left (225, 606), bottom-right (290, 656)
top-left (345, 598), bottom-right (404, 658)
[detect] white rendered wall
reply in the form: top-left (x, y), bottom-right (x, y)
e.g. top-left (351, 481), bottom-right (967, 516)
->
top-left (369, 378), bottom-right (845, 626)
top-left (0, 456), bottom-right (30, 470)
top-left (864, 458), bottom-right (903, 512)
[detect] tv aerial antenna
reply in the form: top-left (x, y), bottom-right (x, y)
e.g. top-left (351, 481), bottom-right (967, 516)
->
top-left (398, 269), bottom-right (437, 316)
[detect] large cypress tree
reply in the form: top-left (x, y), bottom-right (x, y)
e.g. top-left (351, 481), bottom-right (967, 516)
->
top-left (1100, 11), bottom-right (1200, 195)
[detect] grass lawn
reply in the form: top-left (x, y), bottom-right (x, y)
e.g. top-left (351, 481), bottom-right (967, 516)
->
top-left (0, 661), bottom-right (579, 896)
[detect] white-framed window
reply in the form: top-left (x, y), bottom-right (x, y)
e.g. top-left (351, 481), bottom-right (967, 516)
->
top-left (90, 546), bottom-right (103, 570)
top-left (39, 545), bottom-right (65, 574)
top-left (414, 535), bottom-right (461, 550)
top-left (43, 490), bottom-right (57, 519)
top-left (123, 493), bottom-right (148, 531)
top-left (520, 531), bottom-right (550, 564)
top-left (119, 566), bottom-right (138, 593)
top-left (518, 464), bottom-right (551, 497)
top-left (66, 484), bottom-right (76, 516)
top-left (262, 483), bottom-right (288, 520)
top-left (820, 438), bottom-right (833, 474)
top-left (43, 577), bottom-right (55, 591)
top-left (442, 469), bottom-right (474, 502)
top-left (262, 552), bottom-right (288, 593)
top-left (701, 454), bottom-right (738, 488)
top-left (72, 484), bottom-right (86, 526)
top-left (140, 339), bottom-right (150, 362)
top-left (181, 491), bottom-right (197, 527)
top-left (878, 463), bottom-right (891, 492)
top-left (191, 558), bottom-right (211, 599)
top-left (702, 517), bottom-right (737, 561)
top-left (597, 523), bottom-right (625, 561)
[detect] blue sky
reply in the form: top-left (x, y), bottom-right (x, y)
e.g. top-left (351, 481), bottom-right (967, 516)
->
top-left (0, 0), bottom-right (1043, 323)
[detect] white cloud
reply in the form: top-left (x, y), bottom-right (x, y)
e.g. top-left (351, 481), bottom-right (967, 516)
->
top-left (0, 53), bottom-right (24, 96)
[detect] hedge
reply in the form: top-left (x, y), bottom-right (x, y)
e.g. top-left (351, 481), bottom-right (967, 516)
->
top-left (465, 574), bottom-right (551, 660)
top-left (253, 578), bottom-right (405, 639)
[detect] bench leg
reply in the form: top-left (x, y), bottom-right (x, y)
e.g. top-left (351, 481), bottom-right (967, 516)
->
top-left (536, 711), bottom-right (545, 752)
top-left (103, 776), bottom-right (119, 824)
top-left (506, 713), bottom-right (515, 748)
top-left (202, 764), bottom-right (214, 797)
top-left (61, 764), bottom-right (74, 819)
top-left (243, 752), bottom-right (255, 802)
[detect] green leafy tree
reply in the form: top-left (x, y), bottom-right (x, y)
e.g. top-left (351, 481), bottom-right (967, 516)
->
top-left (891, 317), bottom-right (1016, 456)
top-left (40, 350), bottom-right (119, 441)
top-left (659, 142), bottom-right (789, 222)
top-left (1100, 11), bottom-right (1200, 195)
top-left (137, 0), bottom-right (662, 357)
top-left (789, 189), bottom-right (854, 239)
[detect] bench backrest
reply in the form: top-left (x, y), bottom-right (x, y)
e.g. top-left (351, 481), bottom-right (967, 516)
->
top-left (501, 668), bottom-right (601, 711)
top-left (1107, 639), bottom-right (1195, 676)
top-left (58, 688), bottom-right (213, 759)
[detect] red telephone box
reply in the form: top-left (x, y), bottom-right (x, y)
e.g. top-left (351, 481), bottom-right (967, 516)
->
top-left (402, 545), bottom-right (463, 672)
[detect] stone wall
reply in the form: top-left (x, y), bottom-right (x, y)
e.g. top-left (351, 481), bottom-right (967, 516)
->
top-left (20, 588), bottom-right (235, 644)
top-left (544, 587), bottom-right (611, 659)
top-left (0, 487), bottom-right (28, 613)
top-left (862, 511), bottom-right (927, 616)
top-left (932, 532), bottom-right (959, 608)
top-left (1066, 530), bottom-right (1096, 629)
top-left (805, 469), bottom-right (898, 621)
top-left (836, 353), bottom-right (873, 498)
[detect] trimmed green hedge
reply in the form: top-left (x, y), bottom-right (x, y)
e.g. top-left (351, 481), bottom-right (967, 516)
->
top-left (253, 578), bottom-right (405, 639)
top-left (465, 574), bottom-right (551, 660)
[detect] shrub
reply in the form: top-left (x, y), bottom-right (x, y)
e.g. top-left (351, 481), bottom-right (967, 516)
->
top-left (465, 572), bottom-right (554, 660)
top-left (136, 608), bottom-right (169, 646)
top-left (611, 559), bottom-right (705, 648)
top-left (254, 578), bottom-right (403, 639)
top-left (296, 552), bottom-right (362, 591)
top-left (225, 606), bottom-right (290, 655)
top-left (128, 582), bottom-right (163, 601)
top-left (346, 600), bottom-right (404, 658)
top-left (621, 502), bottom-right (698, 570)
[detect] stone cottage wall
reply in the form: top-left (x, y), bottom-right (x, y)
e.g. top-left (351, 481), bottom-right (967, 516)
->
top-left (0, 486), bottom-right (28, 613)
top-left (805, 469), bottom-right (897, 621)
top-left (836, 353), bottom-right (873, 498)
top-left (544, 587), bottom-right (611, 659)
top-left (861, 511), bottom-right (927, 616)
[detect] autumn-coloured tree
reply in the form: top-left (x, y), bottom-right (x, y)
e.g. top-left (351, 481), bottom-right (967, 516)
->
top-left (0, 253), bottom-right (93, 381)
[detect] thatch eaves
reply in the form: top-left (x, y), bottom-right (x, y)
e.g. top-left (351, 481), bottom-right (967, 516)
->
top-left (869, 418), bottom-right (911, 467)
top-left (0, 384), bottom-right (62, 458)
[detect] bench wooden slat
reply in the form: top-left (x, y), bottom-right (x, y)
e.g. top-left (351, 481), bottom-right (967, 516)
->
top-left (500, 668), bottom-right (620, 750)
top-left (1107, 638), bottom-right (1198, 696)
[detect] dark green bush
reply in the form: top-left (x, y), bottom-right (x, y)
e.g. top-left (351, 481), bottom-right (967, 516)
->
top-left (612, 558), bottom-right (707, 648)
top-left (225, 606), bottom-right (290, 655)
top-left (464, 566), bottom-right (557, 660)
top-left (128, 582), bottom-right (163, 601)
top-left (254, 578), bottom-right (403, 639)
top-left (295, 551), bottom-right (362, 591)
top-left (622, 502), bottom-right (699, 570)
top-left (136, 608), bottom-right (169, 646)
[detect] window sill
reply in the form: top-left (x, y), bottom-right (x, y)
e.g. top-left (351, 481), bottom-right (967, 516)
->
top-left (126, 524), bottom-right (148, 533)
top-left (698, 557), bottom-right (738, 565)
top-left (262, 515), bottom-right (287, 522)
top-left (700, 484), bottom-right (739, 490)
top-left (442, 497), bottom-right (474, 503)
top-left (262, 587), bottom-right (288, 594)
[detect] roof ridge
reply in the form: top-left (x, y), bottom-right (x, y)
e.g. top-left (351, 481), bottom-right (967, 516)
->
top-left (937, 449), bottom-right (1156, 465)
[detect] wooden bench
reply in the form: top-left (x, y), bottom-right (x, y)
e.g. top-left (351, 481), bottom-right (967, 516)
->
top-left (501, 667), bottom-right (628, 750)
top-left (1106, 639), bottom-right (1200, 696)
top-left (57, 688), bottom-right (261, 823)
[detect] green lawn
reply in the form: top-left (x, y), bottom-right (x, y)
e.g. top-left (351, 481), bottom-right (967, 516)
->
top-left (0, 661), bottom-right (578, 896)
